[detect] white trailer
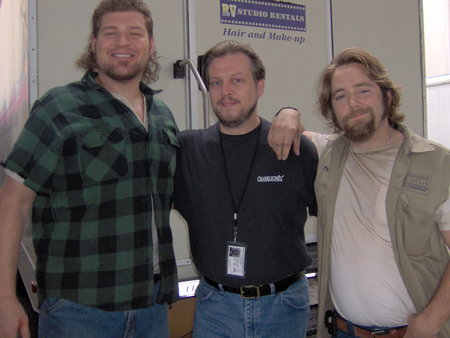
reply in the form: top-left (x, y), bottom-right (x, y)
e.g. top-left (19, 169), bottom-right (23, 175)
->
top-left (1, 0), bottom-right (426, 333)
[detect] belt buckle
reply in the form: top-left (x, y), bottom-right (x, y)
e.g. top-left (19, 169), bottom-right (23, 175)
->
top-left (370, 329), bottom-right (390, 336)
top-left (239, 285), bottom-right (260, 299)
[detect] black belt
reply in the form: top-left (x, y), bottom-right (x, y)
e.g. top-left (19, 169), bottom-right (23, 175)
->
top-left (154, 274), bottom-right (161, 283)
top-left (204, 271), bottom-right (304, 299)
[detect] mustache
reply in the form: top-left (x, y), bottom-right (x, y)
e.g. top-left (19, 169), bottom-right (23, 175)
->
top-left (343, 107), bottom-right (374, 124)
top-left (348, 107), bottom-right (373, 118)
top-left (218, 95), bottom-right (239, 105)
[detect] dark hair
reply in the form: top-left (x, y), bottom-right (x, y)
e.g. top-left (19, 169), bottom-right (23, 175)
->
top-left (201, 40), bottom-right (265, 88)
top-left (318, 47), bottom-right (404, 132)
top-left (76, 0), bottom-right (159, 83)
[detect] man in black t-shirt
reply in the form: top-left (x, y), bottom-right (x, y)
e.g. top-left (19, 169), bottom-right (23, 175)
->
top-left (174, 40), bottom-right (318, 337)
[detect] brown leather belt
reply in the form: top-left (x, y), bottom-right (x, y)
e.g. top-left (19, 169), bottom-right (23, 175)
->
top-left (336, 317), bottom-right (407, 337)
top-left (204, 271), bottom-right (304, 299)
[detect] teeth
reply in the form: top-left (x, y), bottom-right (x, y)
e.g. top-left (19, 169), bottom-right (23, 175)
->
top-left (113, 54), bottom-right (132, 58)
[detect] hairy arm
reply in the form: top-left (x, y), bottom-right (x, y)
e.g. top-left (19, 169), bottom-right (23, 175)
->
top-left (0, 177), bottom-right (36, 338)
top-left (268, 108), bottom-right (303, 160)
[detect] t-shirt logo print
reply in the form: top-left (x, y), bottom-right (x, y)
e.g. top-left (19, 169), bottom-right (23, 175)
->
top-left (256, 175), bottom-right (285, 183)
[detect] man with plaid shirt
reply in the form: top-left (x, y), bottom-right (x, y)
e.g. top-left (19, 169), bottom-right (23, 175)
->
top-left (0, 1), bottom-right (179, 337)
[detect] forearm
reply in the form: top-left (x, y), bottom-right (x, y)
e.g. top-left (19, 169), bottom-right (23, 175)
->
top-left (268, 107), bottom-right (302, 160)
top-left (416, 261), bottom-right (450, 333)
top-left (0, 210), bottom-right (26, 298)
top-left (0, 178), bottom-right (34, 338)
top-left (406, 229), bottom-right (450, 337)
top-left (0, 178), bottom-right (34, 298)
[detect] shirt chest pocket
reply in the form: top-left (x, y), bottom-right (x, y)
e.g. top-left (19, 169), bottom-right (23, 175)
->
top-left (399, 192), bottom-right (438, 256)
top-left (78, 127), bottom-right (128, 182)
top-left (149, 127), bottom-right (179, 196)
top-left (153, 127), bottom-right (179, 177)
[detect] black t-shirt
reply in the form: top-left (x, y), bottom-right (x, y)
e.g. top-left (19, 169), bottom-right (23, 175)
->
top-left (174, 118), bottom-right (318, 286)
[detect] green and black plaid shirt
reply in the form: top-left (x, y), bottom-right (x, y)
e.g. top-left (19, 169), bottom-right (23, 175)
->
top-left (3, 71), bottom-right (179, 311)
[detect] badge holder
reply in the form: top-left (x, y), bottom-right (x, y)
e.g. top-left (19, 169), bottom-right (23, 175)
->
top-left (226, 241), bottom-right (247, 278)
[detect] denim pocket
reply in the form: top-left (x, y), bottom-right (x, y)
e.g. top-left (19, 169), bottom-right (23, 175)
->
top-left (279, 277), bottom-right (310, 309)
top-left (39, 297), bottom-right (68, 315)
top-left (195, 280), bottom-right (216, 302)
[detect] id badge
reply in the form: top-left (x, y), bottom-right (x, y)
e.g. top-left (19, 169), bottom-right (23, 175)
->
top-left (226, 241), bottom-right (247, 278)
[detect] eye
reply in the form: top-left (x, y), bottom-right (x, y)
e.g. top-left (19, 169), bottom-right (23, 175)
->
top-left (233, 78), bottom-right (242, 84)
top-left (334, 94), bottom-right (345, 101)
top-left (210, 80), bottom-right (221, 88)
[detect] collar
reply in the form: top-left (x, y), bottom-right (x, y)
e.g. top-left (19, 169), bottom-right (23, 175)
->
top-left (81, 70), bottom-right (162, 97)
top-left (398, 124), bottom-right (436, 153)
top-left (327, 124), bottom-right (436, 154)
top-left (212, 117), bottom-right (270, 143)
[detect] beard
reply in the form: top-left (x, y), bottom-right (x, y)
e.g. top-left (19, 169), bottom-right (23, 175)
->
top-left (97, 59), bottom-right (148, 82)
top-left (342, 107), bottom-right (377, 143)
top-left (213, 98), bottom-right (257, 129)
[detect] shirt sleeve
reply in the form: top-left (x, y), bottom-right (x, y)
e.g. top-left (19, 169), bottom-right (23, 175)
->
top-left (5, 168), bottom-right (25, 184)
top-left (307, 132), bottom-right (330, 159)
top-left (3, 99), bottom-right (62, 193)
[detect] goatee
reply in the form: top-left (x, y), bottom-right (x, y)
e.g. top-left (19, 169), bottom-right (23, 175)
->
top-left (343, 107), bottom-right (376, 143)
top-left (102, 64), bottom-right (145, 82)
top-left (96, 58), bottom-right (148, 82)
top-left (215, 100), bottom-right (257, 129)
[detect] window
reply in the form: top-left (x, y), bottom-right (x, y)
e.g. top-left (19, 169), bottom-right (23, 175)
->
top-left (423, 0), bottom-right (450, 147)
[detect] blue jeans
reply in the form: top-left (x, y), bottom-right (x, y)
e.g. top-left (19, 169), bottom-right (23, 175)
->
top-left (193, 276), bottom-right (310, 338)
top-left (38, 283), bottom-right (168, 338)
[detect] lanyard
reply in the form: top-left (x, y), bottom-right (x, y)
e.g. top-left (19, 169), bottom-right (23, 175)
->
top-left (219, 127), bottom-right (260, 243)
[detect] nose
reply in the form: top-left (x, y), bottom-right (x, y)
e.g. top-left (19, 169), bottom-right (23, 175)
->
top-left (115, 32), bottom-right (130, 46)
top-left (220, 81), bottom-right (232, 96)
top-left (348, 93), bottom-right (361, 109)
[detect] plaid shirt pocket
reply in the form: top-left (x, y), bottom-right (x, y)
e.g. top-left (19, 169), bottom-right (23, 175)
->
top-left (79, 127), bottom-right (128, 182)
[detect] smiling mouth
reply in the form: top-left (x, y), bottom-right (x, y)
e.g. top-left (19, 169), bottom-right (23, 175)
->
top-left (350, 112), bottom-right (367, 120)
top-left (348, 107), bottom-right (372, 119)
top-left (112, 53), bottom-right (134, 58)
